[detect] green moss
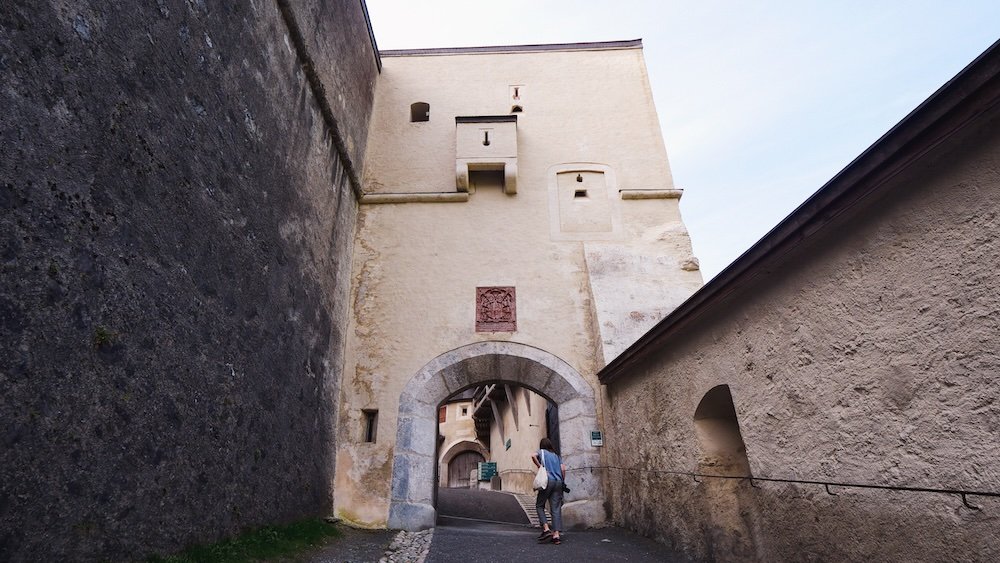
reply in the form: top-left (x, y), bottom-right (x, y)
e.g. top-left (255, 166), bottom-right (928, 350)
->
top-left (146, 518), bottom-right (340, 563)
top-left (93, 326), bottom-right (114, 348)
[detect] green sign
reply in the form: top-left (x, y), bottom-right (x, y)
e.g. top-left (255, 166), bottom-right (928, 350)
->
top-left (478, 461), bottom-right (498, 481)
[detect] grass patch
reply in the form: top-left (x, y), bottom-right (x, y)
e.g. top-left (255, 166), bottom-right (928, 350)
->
top-left (148, 518), bottom-right (341, 563)
top-left (92, 326), bottom-right (115, 348)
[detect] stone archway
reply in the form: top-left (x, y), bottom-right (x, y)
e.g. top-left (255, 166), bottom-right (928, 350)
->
top-left (388, 341), bottom-right (604, 531)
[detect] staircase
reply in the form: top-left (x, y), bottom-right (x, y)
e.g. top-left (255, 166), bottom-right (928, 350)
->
top-left (506, 491), bottom-right (550, 528)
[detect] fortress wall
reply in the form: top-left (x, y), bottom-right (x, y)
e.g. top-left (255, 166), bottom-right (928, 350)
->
top-left (603, 98), bottom-right (1000, 560)
top-left (0, 1), bottom-right (375, 559)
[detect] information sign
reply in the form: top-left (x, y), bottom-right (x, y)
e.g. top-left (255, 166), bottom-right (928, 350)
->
top-left (478, 461), bottom-right (498, 481)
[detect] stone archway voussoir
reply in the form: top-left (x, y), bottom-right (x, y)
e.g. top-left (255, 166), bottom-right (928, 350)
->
top-left (400, 367), bottom-right (451, 405)
top-left (557, 397), bottom-right (589, 422)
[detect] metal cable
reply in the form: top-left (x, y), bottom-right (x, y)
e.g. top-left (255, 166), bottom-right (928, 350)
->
top-left (565, 465), bottom-right (999, 509)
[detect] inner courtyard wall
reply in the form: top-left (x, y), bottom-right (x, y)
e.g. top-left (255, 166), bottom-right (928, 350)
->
top-left (486, 387), bottom-right (548, 494)
top-left (602, 95), bottom-right (1000, 561)
top-left (335, 43), bottom-right (702, 527)
top-left (0, 1), bottom-right (376, 559)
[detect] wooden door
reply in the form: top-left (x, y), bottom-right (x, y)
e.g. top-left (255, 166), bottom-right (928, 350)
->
top-left (448, 451), bottom-right (485, 488)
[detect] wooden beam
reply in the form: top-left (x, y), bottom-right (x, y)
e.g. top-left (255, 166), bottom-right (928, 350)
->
top-left (490, 399), bottom-right (505, 443)
top-left (504, 385), bottom-right (519, 431)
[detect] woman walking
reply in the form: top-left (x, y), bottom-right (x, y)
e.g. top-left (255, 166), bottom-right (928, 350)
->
top-left (531, 438), bottom-right (566, 545)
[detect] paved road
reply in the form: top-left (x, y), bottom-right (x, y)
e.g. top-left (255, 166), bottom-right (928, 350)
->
top-left (427, 518), bottom-right (679, 563)
top-left (432, 488), bottom-right (679, 562)
top-left (305, 488), bottom-right (681, 562)
top-left (436, 487), bottom-right (529, 524)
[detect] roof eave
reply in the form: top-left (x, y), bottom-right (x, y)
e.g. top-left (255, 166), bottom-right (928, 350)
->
top-left (380, 39), bottom-right (643, 58)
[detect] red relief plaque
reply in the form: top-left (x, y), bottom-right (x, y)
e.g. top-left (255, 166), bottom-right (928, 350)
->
top-left (476, 287), bottom-right (516, 332)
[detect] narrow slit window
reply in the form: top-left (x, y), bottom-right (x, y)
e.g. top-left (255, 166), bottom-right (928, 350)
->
top-left (410, 102), bottom-right (430, 122)
top-left (574, 189), bottom-right (588, 198)
top-left (363, 409), bottom-right (378, 443)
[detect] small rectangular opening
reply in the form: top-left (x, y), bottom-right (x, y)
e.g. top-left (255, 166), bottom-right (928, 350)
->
top-left (574, 189), bottom-right (588, 199)
top-left (469, 169), bottom-right (505, 192)
top-left (363, 409), bottom-right (378, 443)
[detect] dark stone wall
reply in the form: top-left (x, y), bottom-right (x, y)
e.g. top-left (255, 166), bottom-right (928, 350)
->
top-left (0, 1), bottom-right (377, 560)
top-left (293, 0), bottom-right (379, 168)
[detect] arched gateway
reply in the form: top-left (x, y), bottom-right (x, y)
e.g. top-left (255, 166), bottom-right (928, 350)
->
top-left (388, 341), bottom-right (605, 531)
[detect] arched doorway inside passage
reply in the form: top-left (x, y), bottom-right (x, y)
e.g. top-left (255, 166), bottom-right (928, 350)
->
top-left (438, 439), bottom-right (489, 489)
top-left (388, 341), bottom-right (604, 531)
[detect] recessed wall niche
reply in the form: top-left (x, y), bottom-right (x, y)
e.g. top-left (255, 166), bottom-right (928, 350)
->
top-left (547, 163), bottom-right (622, 241)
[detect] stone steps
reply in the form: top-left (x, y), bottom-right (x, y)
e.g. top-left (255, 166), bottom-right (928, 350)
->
top-left (506, 491), bottom-right (550, 528)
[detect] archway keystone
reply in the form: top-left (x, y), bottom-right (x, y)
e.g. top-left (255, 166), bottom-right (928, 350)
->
top-left (388, 341), bottom-right (605, 530)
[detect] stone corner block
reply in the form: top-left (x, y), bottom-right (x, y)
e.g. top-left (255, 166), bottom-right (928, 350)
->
top-left (390, 452), bottom-right (435, 503)
top-left (557, 397), bottom-right (589, 422)
top-left (394, 415), bottom-right (437, 457)
top-left (387, 501), bottom-right (436, 531)
top-left (561, 499), bottom-right (608, 531)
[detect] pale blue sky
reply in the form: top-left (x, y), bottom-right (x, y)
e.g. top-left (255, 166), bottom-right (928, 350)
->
top-left (366, 1), bottom-right (1000, 280)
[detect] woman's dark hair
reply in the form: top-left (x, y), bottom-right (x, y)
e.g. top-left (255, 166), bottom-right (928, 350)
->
top-left (539, 438), bottom-right (556, 452)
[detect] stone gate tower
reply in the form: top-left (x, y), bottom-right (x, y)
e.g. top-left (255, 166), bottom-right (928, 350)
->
top-left (333, 40), bottom-right (703, 529)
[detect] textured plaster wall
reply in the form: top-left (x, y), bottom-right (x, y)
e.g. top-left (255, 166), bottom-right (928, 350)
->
top-left (603, 107), bottom-right (1000, 561)
top-left (365, 47), bottom-right (702, 362)
top-left (336, 46), bottom-right (701, 527)
top-left (364, 49), bottom-right (671, 195)
top-left (0, 1), bottom-right (375, 560)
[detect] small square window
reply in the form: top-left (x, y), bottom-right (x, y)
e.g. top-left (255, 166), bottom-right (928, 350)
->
top-left (410, 102), bottom-right (429, 122)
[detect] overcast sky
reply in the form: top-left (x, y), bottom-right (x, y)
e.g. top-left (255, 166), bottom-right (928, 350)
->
top-left (365, 1), bottom-right (1000, 280)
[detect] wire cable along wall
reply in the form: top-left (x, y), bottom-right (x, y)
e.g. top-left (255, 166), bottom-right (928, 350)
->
top-left (567, 466), bottom-right (1000, 510)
